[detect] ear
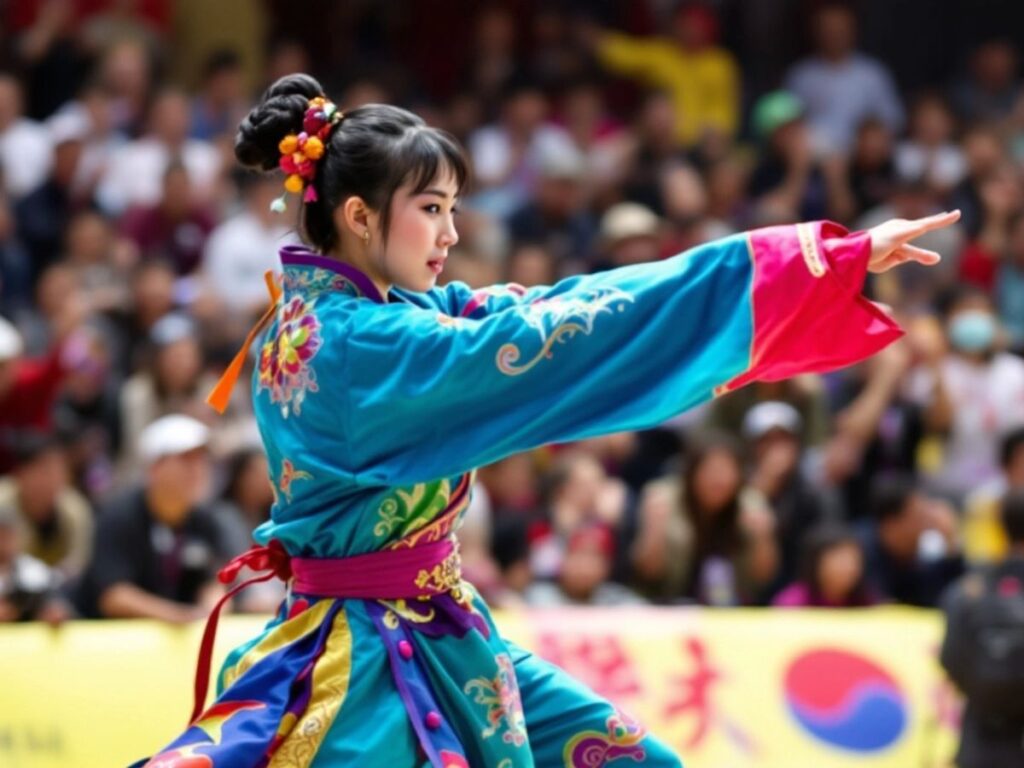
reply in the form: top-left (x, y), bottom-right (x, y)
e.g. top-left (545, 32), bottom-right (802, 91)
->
top-left (336, 196), bottom-right (379, 241)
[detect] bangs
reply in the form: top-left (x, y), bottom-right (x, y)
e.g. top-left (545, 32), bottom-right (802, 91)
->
top-left (400, 128), bottom-right (470, 196)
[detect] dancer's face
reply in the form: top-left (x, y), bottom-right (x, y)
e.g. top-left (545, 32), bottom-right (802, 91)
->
top-left (378, 170), bottom-right (460, 294)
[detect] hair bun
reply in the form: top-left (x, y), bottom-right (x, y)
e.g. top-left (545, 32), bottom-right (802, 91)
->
top-left (235, 73), bottom-right (325, 171)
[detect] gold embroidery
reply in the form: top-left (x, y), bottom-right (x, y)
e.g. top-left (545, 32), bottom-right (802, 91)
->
top-left (796, 222), bottom-right (825, 278)
top-left (414, 547), bottom-right (465, 601)
top-left (268, 609), bottom-right (353, 767)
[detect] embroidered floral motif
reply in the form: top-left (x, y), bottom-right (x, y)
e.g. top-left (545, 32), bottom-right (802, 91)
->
top-left (497, 289), bottom-right (634, 376)
top-left (464, 654), bottom-right (528, 747)
top-left (373, 480), bottom-right (452, 540)
top-left (562, 710), bottom-right (647, 767)
top-left (258, 295), bottom-right (323, 417)
top-left (281, 267), bottom-right (363, 298)
top-left (278, 459), bottom-right (313, 503)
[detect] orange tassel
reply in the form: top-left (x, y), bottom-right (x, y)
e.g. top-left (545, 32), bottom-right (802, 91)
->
top-left (206, 271), bottom-right (283, 414)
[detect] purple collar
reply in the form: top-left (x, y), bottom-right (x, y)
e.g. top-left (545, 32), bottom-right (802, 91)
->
top-left (279, 244), bottom-right (386, 303)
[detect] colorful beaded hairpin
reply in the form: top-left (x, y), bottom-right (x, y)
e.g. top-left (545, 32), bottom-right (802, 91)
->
top-left (270, 96), bottom-right (343, 213)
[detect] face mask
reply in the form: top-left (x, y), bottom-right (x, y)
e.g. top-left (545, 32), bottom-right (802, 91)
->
top-left (949, 310), bottom-right (996, 353)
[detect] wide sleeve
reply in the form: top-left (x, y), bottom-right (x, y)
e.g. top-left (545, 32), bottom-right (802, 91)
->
top-left (338, 222), bottom-right (901, 485)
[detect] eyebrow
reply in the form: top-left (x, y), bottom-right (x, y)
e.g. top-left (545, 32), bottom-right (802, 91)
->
top-left (420, 188), bottom-right (457, 200)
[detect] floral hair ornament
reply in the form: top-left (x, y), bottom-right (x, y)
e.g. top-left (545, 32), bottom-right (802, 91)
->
top-left (270, 96), bottom-right (343, 213)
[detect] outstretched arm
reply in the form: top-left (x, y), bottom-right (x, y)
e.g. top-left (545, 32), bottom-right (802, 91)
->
top-left (337, 214), bottom-right (959, 485)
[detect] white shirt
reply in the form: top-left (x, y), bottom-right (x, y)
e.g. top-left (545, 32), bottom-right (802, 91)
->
top-left (906, 353), bottom-right (1024, 497)
top-left (202, 211), bottom-right (295, 311)
top-left (785, 53), bottom-right (904, 153)
top-left (95, 137), bottom-right (221, 215)
top-left (0, 118), bottom-right (53, 198)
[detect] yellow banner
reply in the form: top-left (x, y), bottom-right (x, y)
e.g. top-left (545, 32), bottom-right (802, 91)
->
top-left (0, 608), bottom-right (960, 767)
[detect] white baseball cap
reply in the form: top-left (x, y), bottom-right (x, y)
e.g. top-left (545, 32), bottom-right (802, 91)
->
top-left (0, 316), bottom-right (23, 361)
top-left (742, 401), bottom-right (803, 440)
top-left (139, 414), bottom-right (210, 464)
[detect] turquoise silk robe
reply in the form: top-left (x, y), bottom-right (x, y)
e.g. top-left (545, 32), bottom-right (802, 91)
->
top-left (144, 221), bottom-right (900, 768)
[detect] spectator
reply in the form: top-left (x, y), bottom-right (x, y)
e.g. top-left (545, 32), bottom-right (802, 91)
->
top-left (190, 49), bottom-right (249, 142)
top-left (784, 4), bottom-right (904, 154)
top-left (940, 489), bottom-right (1024, 767)
top-left (631, 431), bottom-right (776, 605)
top-left (997, 212), bottom-right (1024, 351)
top-left (747, 91), bottom-right (844, 225)
top-left (467, 74), bottom-right (578, 219)
top-left (96, 88), bottom-right (221, 216)
top-left (593, 202), bottom-right (662, 271)
top-left (0, 431), bottom-right (93, 581)
top-left (506, 141), bottom-right (597, 270)
top-left (895, 93), bottom-right (966, 194)
top-left (76, 414), bottom-right (230, 621)
top-left (588, 3), bottom-right (740, 147)
top-left (117, 312), bottom-right (216, 479)
top-left (525, 523), bottom-right (646, 606)
top-left (15, 107), bottom-right (89, 280)
top-left (773, 524), bottom-right (877, 607)
top-left (199, 172), bottom-right (294, 319)
top-left (0, 308), bottom-right (83, 473)
top-left (847, 117), bottom-right (898, 218)
top-left (957, 165), bottom-right (1022, 292)
top-left (0, 73), bottom-right (53, 199)
top-left (962, 427), bottom-right (1024, 565)
top-left (861, 475), bottom-right (965, 607)
top-left (119, 161), bottom-right (216, 276)
top-left (951, 39), bottom-right (1021, 125)
top-left (0, 504), bottom-right (68, 623)
top-left (905, 286), bottom-right (1024, 502)
top-left (744, 401), bottom-right (836, 587)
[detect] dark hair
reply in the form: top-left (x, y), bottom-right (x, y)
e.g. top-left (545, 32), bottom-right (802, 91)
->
top-left (682, 431), bottom-right (745, 559)
top-left (8, 430), bottom-right (63, 469)
top-left (799, 524), bottom-right (871, 605)
top-left (869, 473), bottom-right (918, 523)
top-left (235, 73), bottom-right (469, 253)
top-left (1001, 426), bottom-right (1024, 469)
top-left (1002, 489), bottom-right (1024, 544)
top-left (203, 48), bottom-right (242, 81)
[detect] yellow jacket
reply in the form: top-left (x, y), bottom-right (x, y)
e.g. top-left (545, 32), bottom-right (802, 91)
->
top-left (597, 32), bottom-right (740, 147)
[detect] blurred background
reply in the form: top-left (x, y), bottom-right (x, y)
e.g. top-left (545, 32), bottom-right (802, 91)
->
top-left (4, 0), bottom-right (1024, 766)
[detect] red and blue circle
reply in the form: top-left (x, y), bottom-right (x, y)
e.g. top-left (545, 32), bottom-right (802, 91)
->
top-left (784, 649), bottom-right (907, 752)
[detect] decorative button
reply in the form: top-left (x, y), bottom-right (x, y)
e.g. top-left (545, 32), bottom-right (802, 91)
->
top-left (398, 640), bottom-right (413, 660)
top-left (425, 711), bottom-right (442, 730)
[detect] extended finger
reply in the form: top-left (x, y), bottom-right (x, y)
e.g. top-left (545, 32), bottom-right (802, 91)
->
top-left (905, 210), bottom-right (961, 239)
top-left (897, 243), bottom-right (942, 265)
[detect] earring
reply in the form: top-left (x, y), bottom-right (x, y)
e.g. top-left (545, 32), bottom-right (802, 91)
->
top-left (363, 230), bottom-right (370, 245)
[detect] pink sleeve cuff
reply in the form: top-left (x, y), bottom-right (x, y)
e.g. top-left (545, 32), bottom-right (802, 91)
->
top-left (717, 221), bottom-right (903, 395)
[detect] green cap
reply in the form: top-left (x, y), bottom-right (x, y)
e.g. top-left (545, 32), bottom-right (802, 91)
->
top-left (752, 91), bottom-right (804, 139)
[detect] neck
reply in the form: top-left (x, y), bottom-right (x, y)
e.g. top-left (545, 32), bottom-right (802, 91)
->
top-left (329, 247), bottom-right (390, 299)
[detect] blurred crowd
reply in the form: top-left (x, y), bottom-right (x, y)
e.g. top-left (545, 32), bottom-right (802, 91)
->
top-left (2, 0), bottom-right (1024, 626)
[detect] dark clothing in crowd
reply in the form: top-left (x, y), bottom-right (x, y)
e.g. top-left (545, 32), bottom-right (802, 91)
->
top-left (75, 488), bottom-right (231, 617)
top-left (941, 556), bottom-right (1024, 768)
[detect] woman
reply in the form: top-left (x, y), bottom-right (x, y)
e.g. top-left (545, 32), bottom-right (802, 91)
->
top-left (773, 524), bottom-right (877, 608)
top-left (141, 73), bottom-right (959, 767)
top-left (631, 432), bottom-right (777, 605)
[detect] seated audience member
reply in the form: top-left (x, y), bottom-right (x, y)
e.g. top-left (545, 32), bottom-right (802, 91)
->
top-left (861, 475), bottom-right (965, 606)
top-left (525, 523), bottom-right (646, 607)
top-left (773, 524), bottom-right (878, 607)
top-left (631, 431), bottom-right (777, 605)
top-left (0, 504), bottom-right (68, 622)
top-left (76, 415), bottom-right (231, 622)
top-left (0, 431), bottom-right (93, 580)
